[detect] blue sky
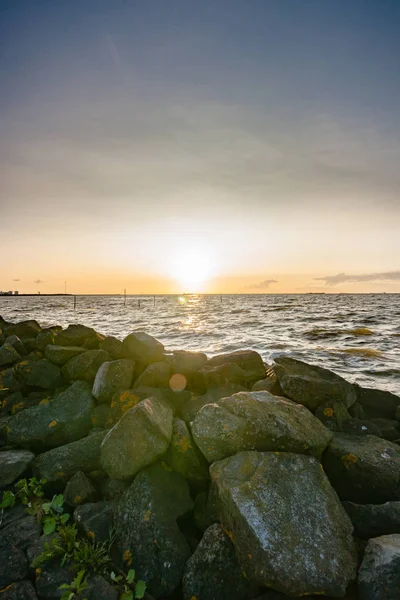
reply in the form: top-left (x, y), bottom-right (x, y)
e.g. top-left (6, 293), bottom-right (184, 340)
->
top-left (1, 0), bottom-right (399, 292)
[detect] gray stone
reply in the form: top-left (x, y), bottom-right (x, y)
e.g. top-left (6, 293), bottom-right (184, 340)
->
top-left (35, 563), bottom-right (72, 600)
top-left (133, 361), bottom-right (172, 388)
top-left (115, 464), bottom-right (193, 598)
top-left (273, 356), bottom-right (357, 410)
top-left (64, 471), bottom-right (97, 506)
top-left (172, 350), bottom-right (208, 373)
top-left (369, 418), bottom-right (400, 441)
top-left (355, 385), bottom-right (400, 419)
top-left (0, 581), bottom-right (38, 600)
top-left (358, 534), bottom-right (400, 600)
top-left (210, 451), bottom-right (357, 597)
top-left (323, 433), bottom-right (400, 503)
top-left (4, 335), bottom-right (26, 356)
top-left (0, 449), bottom-right (35, 487)
top-left (164, 418), bottom-right (209, 483)
top-left (0, 343), bottom-right (21, 367)
top-left (180, 384), bottom-right (246, 423)
top-left (343, 501), bottom-right (400, 539)
top-left (101, 397), bottom-right (173, 479)
top-left (182, 523), bottom-right (258, 600)
top-left (0, 546), bottom-right (28, 589)
top-left (92, 359), bottom-right (134, 404)
top-left (99, 336), bottom-right (125, 359)
top-left (191, 391), bottom-right (332, 462)
top-left (54, 324), bottom-right (99, 347)
top-left (208, 349), bottom-right (266, 381)
top-left (5, 320), bottom-right (41, 339)
top-left (122, 331), bottom-right (165, 364)
top-left (14, 358), bottom-right (61, 389)
top-left (85, 575), bottom-right (119, 600)
top-left (6, 381), bottom-right (95, 451)
top-left (74, 501), bottom-right (115, 543)
top-left (62, 349), bottom-right (109, 382)
top-left (35, 327), bottom-right (62, 351)
top-left (0, 516), bottom-right (41, 551)
top-left (33, 430), bottom-right (107, 482)
top-left (44, 344), bottom-right (87, 366)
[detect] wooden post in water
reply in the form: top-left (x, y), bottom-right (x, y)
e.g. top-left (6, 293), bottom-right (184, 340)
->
top-left (74, 295), bottom-right (76, 310)
top-left (138, 299), bottom-right (141, 308)
top-left (154, 295), bottom-right (155, 307)
top-left (124, 289), bottom-right (126, 306)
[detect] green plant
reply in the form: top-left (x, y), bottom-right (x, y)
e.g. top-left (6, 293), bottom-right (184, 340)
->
top-left (0, 477), bottom-right (46, 511)
top-left (41, 493), bottom-right (70, 534)
top-left (0, 489), bottom-right (16, 509)
top-left (110, 570), bottom-right (147, 600)
top-left (59, 569), bottom-right (88, 600)
top-left (73, 538), bottom-right (111, 576)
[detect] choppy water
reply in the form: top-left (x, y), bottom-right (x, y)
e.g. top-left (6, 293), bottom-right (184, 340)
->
top-left (1, 294), bottom-right (399, 395)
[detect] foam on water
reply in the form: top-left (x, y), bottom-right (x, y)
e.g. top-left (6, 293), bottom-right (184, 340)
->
top-left (0, 293), bottom-right (399, 394)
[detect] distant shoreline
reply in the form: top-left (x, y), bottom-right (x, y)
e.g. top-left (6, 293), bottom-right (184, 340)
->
top-left (0, 293), bottom-right (73, 297)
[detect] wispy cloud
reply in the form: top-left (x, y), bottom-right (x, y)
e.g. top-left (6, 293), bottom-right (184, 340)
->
top-left (244, 279), bottom-right (278, 290)
top-left (315, 271), bottom-right (400, 286)
top-left (34, 279), bottom-right (44, 284)
top-left (13, 278), bottom-right (20, 281)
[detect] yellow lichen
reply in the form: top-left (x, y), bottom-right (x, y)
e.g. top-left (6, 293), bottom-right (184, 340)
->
top-left (123, 549), bottom-right (133, 566)
top-left (88, 531), bottom-right (95, 539)
top-left (11, 402), bottom-right (24, 414)
top-left (143, 510), bottom-right (151, 521)
top-left (48, 420), bottom-right (57, 428)
top-left (39, 398), bottom-right (50, 405)
top-left (177, 435), bottom-right (190, 453)
top-left (323, 407), bottom-right (334, 417)
top-left (74, 495), bottom-right (82, 505)
top-left (341, 453), bottom-right (358, 470)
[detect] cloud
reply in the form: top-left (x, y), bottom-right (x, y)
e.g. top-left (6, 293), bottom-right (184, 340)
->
top-left (315, 271), bottom-right (400, 286)
top-left (34, 279), bottom-right (44, 284)
top-left (13, 278), bottom-right (20, 281)
top-left (245, 279), bottom-right (278, 290)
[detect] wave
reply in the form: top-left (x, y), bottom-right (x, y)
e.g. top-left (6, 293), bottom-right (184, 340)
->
top-left (304, 327), bottom-right (374, 339)
top-left (339, 348), bottom-right (382, 357)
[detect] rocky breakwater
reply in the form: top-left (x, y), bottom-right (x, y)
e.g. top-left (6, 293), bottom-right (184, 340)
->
top-left (0, 317), bottom-right (399, 600)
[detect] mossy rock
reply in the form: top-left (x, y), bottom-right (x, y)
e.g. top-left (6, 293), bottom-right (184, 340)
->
top-left (6, 380), bottom-right (95, 451)
top-left (210, 451), bottom-right (357, 597)
top-left (115, 464), bottom-right (193, 598)
top-left (164, 417), bottom-right (209, 483)
top-left (14, 358), bottom-right (61, 389)
top-left (92, 359), bottom-right (134, 404)
top-left (191, 391), bottom-right (332, 462)
top-left (323, 433), bottom-right (400, 503)
top-left (62, 349), bottom-right (109, 382)
top-left (273, 356), bottom-right (357, 410)
top-left (44, 344), bottom-right (87, 366)
top-left (100, 397), bottom-right (173, 479)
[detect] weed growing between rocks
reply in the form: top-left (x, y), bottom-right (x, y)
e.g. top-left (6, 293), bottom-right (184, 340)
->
top-left (0, 478), bottom-right (147, 600)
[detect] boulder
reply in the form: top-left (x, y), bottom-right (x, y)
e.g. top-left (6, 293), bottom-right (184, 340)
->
top-left (0, 546), bottom-right (28, 589)
top-left (115, 464), bottom-right (193, 598)
top-left (314, 400), bottom-right (352, 431)
top-left (35, 563), bottom-right (72, 600)
top-left (369, 418), bottom-right (400, 441)
top-left (0, 367), bottom-right (22, 393)
top-left (396, 406), bottom-right (400, 422)
top-left (62, 349), bottom-right (109, 382)
top-left (84, 575), bottom-right (119, 600)
top-left (273, 356), bottom-right (357, 410)
top-left (210, 451), bottom-right (357, 597)
top-left (64, 471), bottom-right (97, 506)
top-left (99, 336), bottom-right (125, 359)
top-left (133, 361), bottom-right (172, 388)
top-left (343, 501), bottom-right (400, 539)
top-left (323, 433), bottom-right (400, 503)
top-left (358, 534), bottom-right (400, 600)
top-left (74, 501), bottom-right (115, 542)
top-left (355, 385), bottom-right (400, 419)
top-left (35, 327), bottom-right (62, 351)
top-left (14, 358), bottom-right (61, 389)
top-left (54, 324), bottom-right (99, 347)
top-left (5, 320), bottom-right (41, 339)
top-left (100, 478), bottom-right (129, 501)
top-left (191, 391), bottom-right (332, 463)
top-left (0, 449), bottom-right (35, 487)
top-left (182, 523), bottom-right (258, 600)
top-left (200, 363), bottom-right (249, 388)
top-left (101, 397), bottom-right (173, 479)
top-left (0, 343), bottom-right (21, 367)
top-left (0, 390), bottom-right (25, 418)
top-left (4, 335), bottom-right (26, 356)
top-left (0, 516), bottom-right (41, 551)
top-left (6, 381), bottom-right (95, 451)
top-left (172, 350), bottom-right (208, 373)
top-left (122, 331), bottom-right (165, 364)
top-left (180, 383), bottom-right (246, 423)
top-left (44, 344), bottom-right (87, 366)
top-left (0, 581), bottom-right (38, 600)
top-left (33, 429), bottom-right (107, 482)
top-left (92, 359), bottom-right (134, 404)
top-left (252, 366), bottom-right (282, 396)
top-left (208, 350), bottom-right (266, 381)
top-left (164, 418), bottom-right (209, 483)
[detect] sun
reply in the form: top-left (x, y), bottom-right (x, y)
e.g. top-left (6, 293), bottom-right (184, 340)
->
top-left (171, 248), bottom-right (213, 292)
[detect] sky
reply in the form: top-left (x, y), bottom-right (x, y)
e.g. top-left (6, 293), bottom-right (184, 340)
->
top-left (0, 0), bottom-right (399, 294)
